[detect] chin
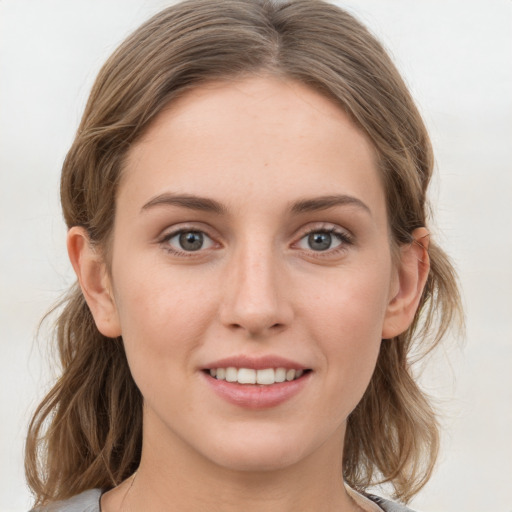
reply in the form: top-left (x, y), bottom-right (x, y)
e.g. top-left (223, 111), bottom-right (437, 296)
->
top-left (199, 427), bottom-right (320, 473)
top-left (212, 448), bottom-right (304, 473)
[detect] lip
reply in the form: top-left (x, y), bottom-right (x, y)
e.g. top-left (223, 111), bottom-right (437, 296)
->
top-left (202, 371), bottom-right (311, 409)
top-left (202, 354), bottom-right (308, 371)
top-left (200, 355), bottom-right (311, 409)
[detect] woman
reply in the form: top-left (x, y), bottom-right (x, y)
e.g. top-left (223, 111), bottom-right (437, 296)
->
top-left (25, 1), bottom-right (461, 511)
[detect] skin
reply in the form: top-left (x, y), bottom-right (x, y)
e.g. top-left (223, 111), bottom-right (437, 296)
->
top-left (68, 76), bottom-right (430, 512)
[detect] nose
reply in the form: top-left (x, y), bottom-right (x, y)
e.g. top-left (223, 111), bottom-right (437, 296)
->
top-left (219, 242), bottom-right (293, 337)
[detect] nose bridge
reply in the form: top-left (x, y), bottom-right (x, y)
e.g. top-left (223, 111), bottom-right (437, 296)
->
top-left (220, 232), bottom-right (292, 335)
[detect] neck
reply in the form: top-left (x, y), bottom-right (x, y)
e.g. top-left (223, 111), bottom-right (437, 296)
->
top-left (128, 456), bottom-right (356, 512)
top-left (102, 412), bottom-right (361, 512)
top-left (111, 441), bottom-right (358, 510)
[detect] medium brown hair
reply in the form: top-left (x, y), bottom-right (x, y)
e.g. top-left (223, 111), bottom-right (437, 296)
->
top-left (25, 0), bottom-right (462, 506)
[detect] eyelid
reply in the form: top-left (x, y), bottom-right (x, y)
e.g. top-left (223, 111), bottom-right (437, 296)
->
top-left (291, 223), bottom-right (354, 256)
top-left (158, 224), bottom-right (220, 257)
top-left (157, 222), bottom-right (354, 258)
top-left (295, 222), bottom-right (353, 240)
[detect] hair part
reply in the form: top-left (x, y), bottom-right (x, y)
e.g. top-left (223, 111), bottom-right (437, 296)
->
top-left (26, 0), bottom-right (463, 506)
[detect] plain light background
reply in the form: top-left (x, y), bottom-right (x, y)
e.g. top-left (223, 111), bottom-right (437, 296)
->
top-left (1, 1), bottom-right (511, 511)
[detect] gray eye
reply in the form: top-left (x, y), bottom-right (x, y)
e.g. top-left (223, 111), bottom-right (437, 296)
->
top-left (307, 232), bottom-right (332, 251)
top-left (166, 230), bottom-right (214, 252)
top-left (296, 230), bottom-right (343, 252)
top-left (179, 231), bottom-right (204, 251)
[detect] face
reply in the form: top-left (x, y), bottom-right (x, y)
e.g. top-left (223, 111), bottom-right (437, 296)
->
top-left (104, 76), bottom-right (400, 473)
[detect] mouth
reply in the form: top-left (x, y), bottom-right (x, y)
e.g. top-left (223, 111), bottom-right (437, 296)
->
top-left (201, 355), bottom-right (312, 408)
top-left (204, 367), bottom-right (311, 385)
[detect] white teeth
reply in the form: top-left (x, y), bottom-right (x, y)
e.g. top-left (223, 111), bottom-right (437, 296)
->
top-left (209, 367), bottom-right (306, 385)
top-left (237, 368), bottom-right (256, 384)
top-left (256, 368), bottom-right (275, 385)
top-left (275, 368), bottom-right (286, 382)
top-left (225, 367), bottom-right (238, 382)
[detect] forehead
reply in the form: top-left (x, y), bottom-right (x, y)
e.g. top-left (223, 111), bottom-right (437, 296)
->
top-left (121, 76), bottom-right (385, 221)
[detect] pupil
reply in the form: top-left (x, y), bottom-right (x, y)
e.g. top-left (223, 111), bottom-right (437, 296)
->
top-left (179, 231), bottom-right (203, 251)
top-left (308, 232), bottom-right (331, 251)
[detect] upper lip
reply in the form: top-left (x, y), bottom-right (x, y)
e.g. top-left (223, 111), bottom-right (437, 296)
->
top-left (202, 355), bottom-right (309, 371)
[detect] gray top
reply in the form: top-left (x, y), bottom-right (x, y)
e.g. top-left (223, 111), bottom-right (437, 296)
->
top-left (31, 488), bottom-right (416, 512)
top-left (30, 489), bottom-right (102, 512)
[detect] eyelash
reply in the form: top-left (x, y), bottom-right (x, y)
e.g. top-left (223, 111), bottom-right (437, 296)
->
top-left (159, 226), bottom-right (217, 258)
top-left (159, 224), bottom-right (354, 259)
top-left (295, 226), bottom-right (353, 258)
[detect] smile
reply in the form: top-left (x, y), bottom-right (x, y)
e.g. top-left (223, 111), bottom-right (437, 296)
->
top-left (208, 367), bottom-right (306, 385)
top-left (203, 367), bottom-right (312, 409)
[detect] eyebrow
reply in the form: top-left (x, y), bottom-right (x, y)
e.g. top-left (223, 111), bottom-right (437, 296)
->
top-left (141, 193), bottom-right (227, 215)
top-left (141, 193), bottom-right (371, 216)
top-left (289, 194), bottom-right (371, 215)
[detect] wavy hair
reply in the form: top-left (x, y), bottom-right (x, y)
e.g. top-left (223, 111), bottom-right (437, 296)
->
top-left (25, 0), bottom-right (462, 506)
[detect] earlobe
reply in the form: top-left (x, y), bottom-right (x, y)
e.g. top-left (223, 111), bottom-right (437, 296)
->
top-left (382, 228), bottom-right (430, 339)
top-left (67, 226), bottom-right (122, 338)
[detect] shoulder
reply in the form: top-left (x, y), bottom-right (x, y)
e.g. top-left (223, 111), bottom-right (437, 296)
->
top-left (29, 488), bottom-right (418, 512)
top-left (29, 489), bottom-right (102, 512)
top-left (366, 493), bottom-right (418, 512)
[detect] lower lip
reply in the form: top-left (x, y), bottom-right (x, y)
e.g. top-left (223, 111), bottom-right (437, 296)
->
top-left (202, 371), bottom-right (311, 409)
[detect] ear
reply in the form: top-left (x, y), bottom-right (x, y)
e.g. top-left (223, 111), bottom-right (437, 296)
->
top-left (67, 226), bottom-right (122, 338)
top-left (382, 228), bottom-right (430, 339)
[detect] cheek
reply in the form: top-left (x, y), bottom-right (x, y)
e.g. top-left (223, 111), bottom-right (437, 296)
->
top-left (111, 262), bottom-right (217, 382)
top-left (114, 257), bottom-right (212, 333)
top-left (307, 264), bottom-right (391, 400)
top-left (310, 262), bottom-right (391, 340)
